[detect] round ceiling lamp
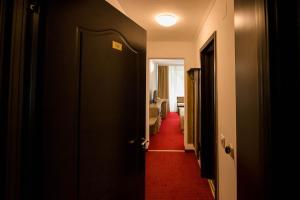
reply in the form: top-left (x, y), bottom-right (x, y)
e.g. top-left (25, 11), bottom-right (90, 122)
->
top-left (155, 14), bottom-right (177, 27)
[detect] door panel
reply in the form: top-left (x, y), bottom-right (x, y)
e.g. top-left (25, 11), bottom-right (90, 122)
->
top-left (200, 34), bottom-right (216, 180)
top-left (78, 29), bottom-right (139, 199)
top-left (235, 0), bottom-right (300, 199)
top-left (39, 1), bottom-right (146, 199)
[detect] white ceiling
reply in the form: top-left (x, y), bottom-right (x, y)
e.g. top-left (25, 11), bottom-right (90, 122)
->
top-left (107, 0), bottom-right (215, 41)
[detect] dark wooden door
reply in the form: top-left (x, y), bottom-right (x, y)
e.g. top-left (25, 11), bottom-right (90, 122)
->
top-left (37, 1), bottom-right (146, 199)
top-left (234, 1), bottom-right (267, 199)
top-left (1, 0), bottom-right (17, 198)
top-left (235, 0), bottom-right (300, 199)
top-left (0, 1), bottom-right (13, 198)
top-left (200, 33), bottom-right (216, 181)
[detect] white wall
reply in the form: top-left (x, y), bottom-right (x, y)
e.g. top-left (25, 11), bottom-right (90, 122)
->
top-left (146, 41), bottom-right (196, 149)
top-left (194, 0), bottom-right (237, 199)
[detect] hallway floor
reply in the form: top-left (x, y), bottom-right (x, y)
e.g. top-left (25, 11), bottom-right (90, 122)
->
top-left (148, 112), bottom-right (184, 150)
top-left (146, 112), bottom-right (214, 200)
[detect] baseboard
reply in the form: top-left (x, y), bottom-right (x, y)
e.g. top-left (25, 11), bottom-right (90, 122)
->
top-left (208, 179), bottom-right (216, 199)
top-left (184, 144), bottom-right (194, 150)
top-left (194, 147), bottom-right (214, 199)
top-left (148, 149), bottom-right (185, 152)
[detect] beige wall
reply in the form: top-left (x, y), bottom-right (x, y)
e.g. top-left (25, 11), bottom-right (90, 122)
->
top-left (194, 0), bottom-right (237, 199)
top-left (146, 41), bottom-right (196, 149)
top-left (105, 0), bottom-right (127, 15)
top-left (149, 60), bottom-right (157, 96)
top-left (147, 41), bottom-right (196, 69)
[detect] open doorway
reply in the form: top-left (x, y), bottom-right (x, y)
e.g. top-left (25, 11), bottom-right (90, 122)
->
top-left (200, 32), bottom-right (218, 199)
top-left (146, 58), bottom-right (215, 200)
top-left (148, 59), bottom-right (185, 150)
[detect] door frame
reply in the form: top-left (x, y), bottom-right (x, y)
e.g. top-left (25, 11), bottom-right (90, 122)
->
top-left (2, 0), bottom-right (48, 199)
top-left (200, 31), bottom-right (218, 199)
top-left (1, 0), bottom-right (29, 199)
top-left (146, 57), bottom-right (187, 149)
top-left (2, 0), bottom-right (147, 199)
top-left (0, 0), bottom-right (14, 199)
top-left (36, 1), bottom-right (146, 199)
top-left (235, 0), bottom-right (300, 199)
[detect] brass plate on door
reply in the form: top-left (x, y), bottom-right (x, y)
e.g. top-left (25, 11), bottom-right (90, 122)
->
top-left (112, 41), bottom-right (122, 51)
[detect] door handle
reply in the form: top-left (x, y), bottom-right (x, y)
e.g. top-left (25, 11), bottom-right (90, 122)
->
top-left (140, 138), bottom-right (149, 151)
top-left (128, 138), bottom-right (148, 150)
top-left (128, 139), bottom-right (148, 145)
top-left (141, 139), bottom-right (149, 146)
top-left (128, 139), bottom-right (137, 144)
top-left (225, 144), bottom-right (234, 159)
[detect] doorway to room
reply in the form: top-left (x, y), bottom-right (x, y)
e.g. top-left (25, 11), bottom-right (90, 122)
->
top-left (148, 59), bottom-right (185, 150)
top-left (146, 58), bottom-right (215, 200)
top-left (200, 32), bottom-right (218, 198)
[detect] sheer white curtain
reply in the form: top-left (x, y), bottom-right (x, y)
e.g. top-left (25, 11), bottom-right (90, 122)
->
top-left (168, 66), bottom-right (184, 112)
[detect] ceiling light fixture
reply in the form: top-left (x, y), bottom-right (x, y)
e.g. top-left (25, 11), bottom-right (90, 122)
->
top-left (155, 14), bottom-right (177, 27)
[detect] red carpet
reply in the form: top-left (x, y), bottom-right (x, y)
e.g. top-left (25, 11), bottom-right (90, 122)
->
top-left (146, 151), bottom-right (214, 200)
top-left (146, 112), bottom-right (213, 200)
top-left (149, 112), bottom-right (184, 150)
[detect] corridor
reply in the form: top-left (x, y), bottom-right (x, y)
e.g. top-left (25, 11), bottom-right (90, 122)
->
top-left (146, 113), bottom-right (213, 200)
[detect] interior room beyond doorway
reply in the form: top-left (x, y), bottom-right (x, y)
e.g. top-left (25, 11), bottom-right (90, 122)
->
top-left (148, 59), bottom-right (185, 150)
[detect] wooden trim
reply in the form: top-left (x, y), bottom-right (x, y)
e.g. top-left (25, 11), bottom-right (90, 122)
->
top-left (0, 1), bottom-right (14, 199)
top-left (20, 1), bottom-right (44, 198)
top-left (186, 70), bottom-right (194, 145)
top-left (0, 1), bottom-right (5, 63)
top-left (186, 68), bottom-right (200, 152)
top-left (5, 0), bottom-right (28, 199)
top-left (257, 1), bottom-right (271, 198)
top-left (200, 32), bottom-right (217, 53)
top-left (187, 67), bottom-right (200, 73)
top-left (208, 179), bottom-right (215, 199)
top-left (195, 147), bottom-right (215, 199)
top-left (184, 143), bottom-right (195, 150)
